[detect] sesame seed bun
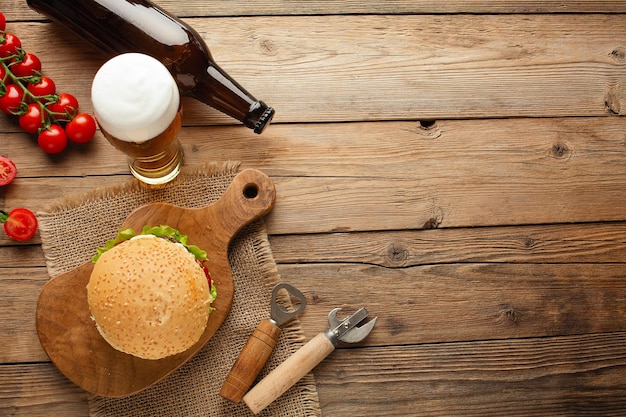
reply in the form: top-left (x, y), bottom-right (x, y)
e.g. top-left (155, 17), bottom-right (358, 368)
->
top-left (86, 235), bottom-right (212, 360)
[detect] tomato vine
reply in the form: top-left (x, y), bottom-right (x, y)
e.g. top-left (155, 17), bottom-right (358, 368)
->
top-left (0, 12), bottom-right (96, 154)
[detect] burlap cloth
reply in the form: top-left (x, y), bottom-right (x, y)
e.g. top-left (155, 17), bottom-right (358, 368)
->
top-left (36, 161), bottom-right (322, 417)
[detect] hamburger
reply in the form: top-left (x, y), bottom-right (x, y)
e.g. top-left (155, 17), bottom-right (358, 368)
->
top-left (87, 225), bottom-right (217, 360)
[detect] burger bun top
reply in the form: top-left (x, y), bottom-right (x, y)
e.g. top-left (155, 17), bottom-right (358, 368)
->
top-left (87, 235), bottom-right (212, 360)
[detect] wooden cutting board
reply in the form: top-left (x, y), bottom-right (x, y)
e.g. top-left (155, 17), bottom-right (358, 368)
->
top-left (35, 169), bottom-right (276, 398)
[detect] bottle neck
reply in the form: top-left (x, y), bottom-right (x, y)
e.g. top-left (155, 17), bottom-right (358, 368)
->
top-left (192, 65), bottom-right (274, 133)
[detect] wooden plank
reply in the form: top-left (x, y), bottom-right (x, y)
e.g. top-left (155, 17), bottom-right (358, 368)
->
top-left (4, 333), bottom-right (626, 416)
top-left (0, 363), bottom-right (89, 417)
top-left (0, 268), bottom-right (49, 363)
top-left (2, 117), bottom-right (626, 236)
top-left (4, 170), bottom-right (626, 237)
top-left (7, 1), bottom-right (626, 20)
top-left (0, 14), bottom-right (623, 127)
top-left (269, 222), bottom-right (626, 266)
top-left (314, 333), bottom-right (626, 416)
top-left (5, 117), bottom-right (626, 178)
top-left (2, 218), bottom-right (626, 317)
top-left (281, 262), bottom-right (626, 345)
top-left (5, 221), bottom-right (626, 268)
top-left (5, 261), bottom-right (626, 361)
top-left (0, 245), bottom-right (47, 267)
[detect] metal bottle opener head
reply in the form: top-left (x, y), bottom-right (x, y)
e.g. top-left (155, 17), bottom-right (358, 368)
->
top-left (270, 282), bottom-right (307, 326)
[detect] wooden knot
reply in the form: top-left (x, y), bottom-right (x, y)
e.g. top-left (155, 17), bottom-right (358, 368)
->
top-left (260, 39), bottom-right (278, 56)
top-left (385, 241), bottom-right (409, 266)
top-left (419, 120), bottom-right (436, 129)
top-left (610, 46), bottom-right (626, 64)
top-left (496, 304), bottom-right (521, 325)
top-left (417, 120), bottom-right (441, 139)
top-left (605, 83), bottom-right (623, 116)
top-left (548, 142), bottom-right (572, 160)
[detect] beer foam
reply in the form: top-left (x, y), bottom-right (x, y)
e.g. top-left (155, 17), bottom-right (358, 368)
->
top-left (91, 53), bottom-right (180, 143)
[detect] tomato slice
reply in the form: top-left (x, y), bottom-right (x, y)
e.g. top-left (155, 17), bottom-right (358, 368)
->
top-left (0, 155), bottom-right (17, 186)
top-left (1, 208), bottom-right (38, 241)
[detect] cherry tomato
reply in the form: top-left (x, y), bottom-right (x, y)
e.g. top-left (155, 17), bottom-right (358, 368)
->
top-left (0, 33), bottom-right (21, 58)
top-left (11, 53), bottom-right (42, 78)
top-left (27, 75), bottom-right (56, 100)
top-left (18, 103), bottom-right (44, 134)
top-left (38, 124), bottom-right (67, 154)
top-left (0, 155), bottom-right (17, 186)
top-left (0, 83), bottom-right (24, 114)
top-left (0, 12), bottom-right (6, 32)
top-left (0, 64), bottom-right (7, 83)
top-left (66, 113), bottom-right (96, 143)
top-left (1, 208), bottom-right (38, 241)
top-left (48, 92), bottom-right (79, 120)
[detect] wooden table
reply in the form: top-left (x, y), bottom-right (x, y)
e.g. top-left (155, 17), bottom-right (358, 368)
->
top-left (2, 1), bottom-right (626, 416)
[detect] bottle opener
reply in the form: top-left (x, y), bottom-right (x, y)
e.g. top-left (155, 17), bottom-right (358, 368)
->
top-left (220, 282), bottom-right (307, 403)
top-left (242, 307), bottom-right (378, 414)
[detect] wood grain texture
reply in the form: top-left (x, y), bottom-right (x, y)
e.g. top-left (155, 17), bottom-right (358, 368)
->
top-left (220, 319), bottom-right (282, 403)
top-left (2, 118), bottom-right (626, 239)
top-left (269, 222), bottom-right (626, 266)
top-left (3, 117), bottom-right (626, 178)
top-left (3, 221), bottom-right (626, 269)
top-left (2, 2), bottom-right (626, 416)
top-left (280, 262), bottom-right (626, 345)
top-left (6, 170), bottom-right (626, 237)
top-left (12, 259), bottom-right (626, 358)
top-left (0, 268), bottom-right (48, 363)
top-left (6, 0), bottom-right (626, 19)
top-left (313, 333), bottom-right (626, 416)
top-left (4, 333), bottom-right (626, 417)
top-left (0, 363), bottom-right (89, 417)
top-left (0, 13), bottom-right (623, 130)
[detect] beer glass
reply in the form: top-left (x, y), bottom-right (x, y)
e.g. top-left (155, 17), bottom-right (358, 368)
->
top-left (91, 53), bottom-right (183, 185)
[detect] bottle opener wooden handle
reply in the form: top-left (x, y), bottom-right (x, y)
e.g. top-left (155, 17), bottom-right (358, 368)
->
top-left (219, 319), bottom-right (282, 403)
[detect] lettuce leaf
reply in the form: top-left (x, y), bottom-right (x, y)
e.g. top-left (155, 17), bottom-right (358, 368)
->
top-left (92, 225), bottom-right (208, 263)
top-left (91, 228), bottom-right (137, 263)
top-left (209, 281), bottom-right (217, 312)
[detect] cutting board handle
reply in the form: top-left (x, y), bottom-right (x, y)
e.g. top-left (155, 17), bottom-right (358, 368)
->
top-left (210, 168), bottom-right (276, 239)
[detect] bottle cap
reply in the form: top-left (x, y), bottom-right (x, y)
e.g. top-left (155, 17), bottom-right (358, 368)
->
top-left (91, 53), bottom-right (180, 143)
top-left (244, 101), bottom-right (275, 134)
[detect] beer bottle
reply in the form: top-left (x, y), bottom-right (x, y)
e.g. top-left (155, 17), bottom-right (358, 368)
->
top-left (26, 0), bottom-right (275, 134)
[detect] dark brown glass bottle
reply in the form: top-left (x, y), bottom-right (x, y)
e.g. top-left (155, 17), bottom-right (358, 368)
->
top-left (26, 0), bottom-right (274, 133)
